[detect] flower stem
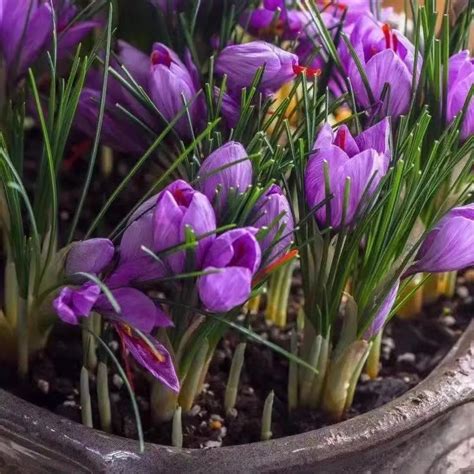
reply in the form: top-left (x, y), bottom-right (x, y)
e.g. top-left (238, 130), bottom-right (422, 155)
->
top-left (288, 330), bottom-right (298, 412)
top-left (82, 313), bottom-right (98, 371)
top-left (179, 339), bottom-right (209, 412)
top-left (365, 332), bottom-right (382, 380)
top-left (321, 340), bottom-right (370, 420)
top-left (224, 342), bottom-right (246, 413)
top-left (151, 381), bottom-right (178, 423)
top-left (97, 361), bottom-right (112, 433)
top-left (80, 366), bottom-right (93, 428)
top-left (261, 391), bottom-right (274, 441)
top-left (172, 406), bottom-right (183, 448)
top-left (275, 260), bottom-right (295, 327)
top-left (246, 294), bottom-right (261, 315)
top-left (4, 258), bottom-right (18, 327)
top-left (17, 297), bottom-right (28, 379)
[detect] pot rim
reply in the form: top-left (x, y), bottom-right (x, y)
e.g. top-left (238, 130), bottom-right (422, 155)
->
top-left (0, 320), bottom-right (472, 470)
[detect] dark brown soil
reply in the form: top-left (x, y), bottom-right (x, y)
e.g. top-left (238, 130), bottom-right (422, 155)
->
top-left (0, 273), bottom-right (471, 449)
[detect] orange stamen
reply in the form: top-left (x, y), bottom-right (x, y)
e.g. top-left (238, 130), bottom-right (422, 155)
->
top-left (253, 249), bottom-right (299, 285)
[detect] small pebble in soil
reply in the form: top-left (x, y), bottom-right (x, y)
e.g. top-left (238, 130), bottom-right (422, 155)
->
top-left (63, 400), bottom-right (76, 407)
top-left (463, 269), bottom-right (474, 282)
top-left (226, 408), bottom-right (238, 419)
top-left (456, 286), bottom-right (469, 299)
top-left (189, 405), bottom-right (201, 417)
top-left (108, 341), bottom-right (119, 352)
top-left (441, 315), bottom-right (456, 327)
top-left (397, 352), bottom-right (416, 364)
top-left (112, 374), bottom-right (124, 389)
top-left (37, 379), bottom-right (50, 394)
top-left (202, 440), bottom-right (222, 449)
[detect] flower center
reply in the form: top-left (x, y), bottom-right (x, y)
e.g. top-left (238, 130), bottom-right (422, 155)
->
top-left (151, 49), bottom-right (172, 68)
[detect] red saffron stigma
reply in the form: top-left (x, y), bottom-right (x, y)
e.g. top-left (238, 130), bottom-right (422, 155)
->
top-left (382, 23), bottom-right (392, 50)
top-left (293, 64), bottom-right (322, 79)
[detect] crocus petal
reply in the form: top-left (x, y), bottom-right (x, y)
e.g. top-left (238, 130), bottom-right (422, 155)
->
top-left (53, 283), bottom-right (100, 325)
top-left (351, 49), bottom-right (412, 117)
top-left (202, 228), bottom-right (261, 273)
top-left (120, 213), bottom-right (154, 262)
top-left (408, 213), bottom-right (474, 274)
top-left (96, 288), bottom-right (172, 332)
top-left (216, 41), bottom-right (298, 92)
top-left (57, 21), bottom-right (99, 59)
top-left (197, 266), bottom-right (253, 312)
top-left (355, 118), bottom-right (391, 157)
top-left (118, 326), bottom-right (179, 393)
top-left (365, 281), bottom-right (400, 339)
top-left (65, 238), bottom-right (115, 275)
top-left (197, 141), bottom-right (252, 213)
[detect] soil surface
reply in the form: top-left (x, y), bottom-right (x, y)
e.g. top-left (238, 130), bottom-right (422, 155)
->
top-left (0, 273), bottom-right (471, 449)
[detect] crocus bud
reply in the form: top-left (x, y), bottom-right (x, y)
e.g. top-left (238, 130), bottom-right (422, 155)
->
top-left (149, 43), bottom-right (203, 138)
top-left (65, 238), bottom-right (115, 276)
top-left (197, 142), bottom-right (252, 216)
top-left (305, 119), bottom-right (390, 228)
top-left (215, 41), bottom-right (298, 93)
top-left (447, 51), bottom-right (473, 141)
top-left (406, 204), bottom-right (474, 275)
top-left (0, 0), bottom-right (52, 84)
top-left (197, 228), bottom-right (261, 312)
top-left (251, 184), bottom-right (294, 264)
top-left (153, 180), bottom-right (216, 274)
top-left (341, 16), bottom-right (421, 117)
top-left (53, 283), bottom-right (100, 325)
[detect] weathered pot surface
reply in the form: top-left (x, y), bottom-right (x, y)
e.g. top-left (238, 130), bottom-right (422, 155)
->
top-left (0, 320), bottom-right (472, 473)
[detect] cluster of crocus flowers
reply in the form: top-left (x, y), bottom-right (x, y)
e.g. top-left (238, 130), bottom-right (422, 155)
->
top-left (0, 0), bottom-right (97, 86)
top-left (53, 141), bottom-right (295, 392)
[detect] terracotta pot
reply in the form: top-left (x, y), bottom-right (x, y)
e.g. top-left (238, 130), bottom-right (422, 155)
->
top-left (0, 320), bottom-right (473, 473)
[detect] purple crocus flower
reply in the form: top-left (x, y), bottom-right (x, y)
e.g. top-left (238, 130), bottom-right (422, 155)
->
top-left (107, 180), bottom-right (216, 287)
top-left (197, 141), bottom-right (252, 216)
top-left (153, 180), bottom-right (216, 273)
top-left (197, 228), bottom-right (261, 312)
top-left (447, 51), bottom-right (473, 141)
top-left (341, 15), bottom-right (421, 117)
top-left (251, 184), bottom-right (294, 264)
top-left (149, 43), bottom-right (204, 138)
top-left (365, 280), bottom-right (400, 339)
top-left (215, 41), bottom-right (298, 93)
top-left (406, 204), bottom-right (474, 275)
top-left (0, 0), bottom-right (52, 84)
top-left (305, 118), bottom-right (391, 228)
